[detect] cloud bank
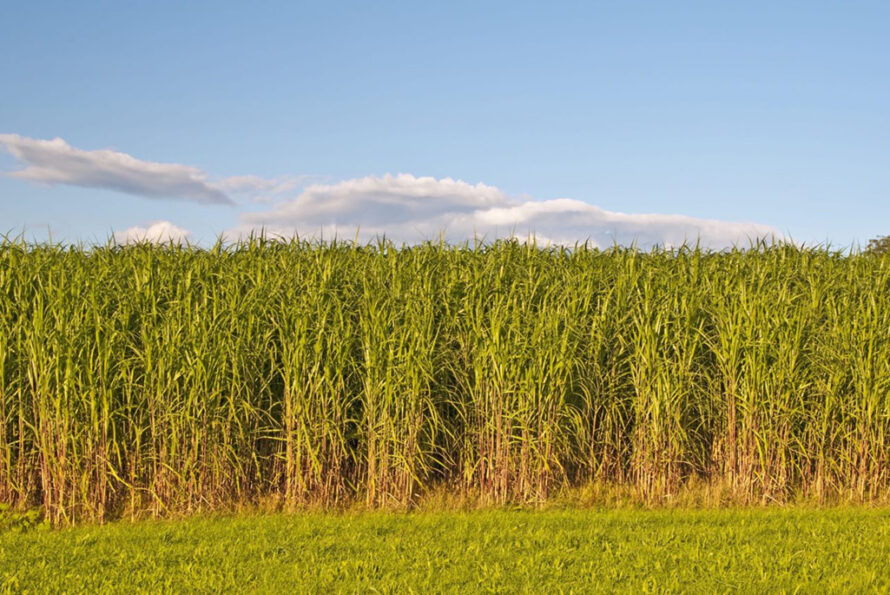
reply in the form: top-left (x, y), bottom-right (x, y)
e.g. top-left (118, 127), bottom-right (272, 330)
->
top-left (2, 134), bottom-right (780, 249)
top-left (0, 134), bottom-right (239, 205)
top-left (235, 174), bottom-right (780, 249)
top-left (114, 220), bottom-right (192, 245)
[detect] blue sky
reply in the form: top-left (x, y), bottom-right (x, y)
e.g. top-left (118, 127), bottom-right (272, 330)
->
top-left (1, 1), bottom-right (888, 247)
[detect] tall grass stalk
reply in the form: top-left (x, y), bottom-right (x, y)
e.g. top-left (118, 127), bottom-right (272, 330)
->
top-left (1, 237), bottom-right (889, 523)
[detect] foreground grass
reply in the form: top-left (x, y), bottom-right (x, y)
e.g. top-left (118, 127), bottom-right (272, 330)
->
top-left (2, 508), bottom-right (889, 592)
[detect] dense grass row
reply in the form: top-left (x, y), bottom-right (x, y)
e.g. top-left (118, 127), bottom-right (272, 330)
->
top-left (1, 238), bottom-right (889, 523)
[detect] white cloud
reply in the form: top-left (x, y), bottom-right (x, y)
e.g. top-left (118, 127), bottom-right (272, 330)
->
top-left (113, 221), bottom-right (192, 245)
top-left (214, 174), bottom-right (312, 203)
top-left (0, 134), bottom-right (234, 205)
top-left (235, 173), bottom-right (780, 249)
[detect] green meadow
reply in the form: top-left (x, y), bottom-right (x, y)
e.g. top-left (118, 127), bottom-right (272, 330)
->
top-left (2, 508), bottom-right (889, 592)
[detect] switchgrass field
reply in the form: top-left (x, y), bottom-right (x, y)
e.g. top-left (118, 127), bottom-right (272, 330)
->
top-left (2, 508), bottom-right (889, 592)
top-left (1, 237), bottom-right (890, 525)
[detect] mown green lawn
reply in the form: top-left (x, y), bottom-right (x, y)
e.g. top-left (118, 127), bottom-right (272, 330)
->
top-left (1, 508), bottom-right (888, 592)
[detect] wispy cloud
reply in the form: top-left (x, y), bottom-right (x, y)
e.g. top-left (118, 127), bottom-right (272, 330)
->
top-left (235, 173), bottom-right (780, 249)
top-left (113, 220), bottom-right (192, 245)
top-left (0, 134), bottom-right (235, 205)
top-left (213, 174), bottom-right (313, 203)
